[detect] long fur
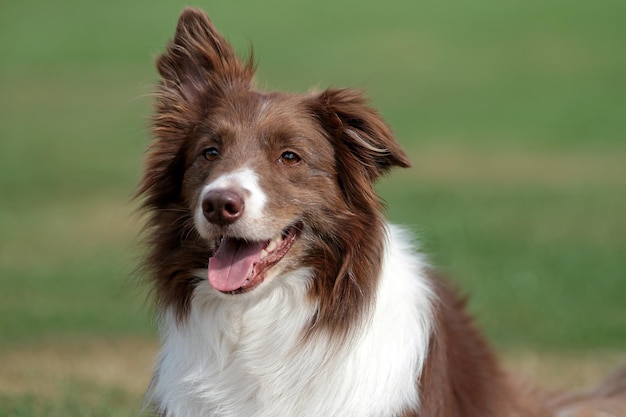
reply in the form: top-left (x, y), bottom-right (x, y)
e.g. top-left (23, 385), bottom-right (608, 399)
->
top-left (138, 8), bottom-right (626, 417)
top-left (148, 226), bottom-right (433, 416)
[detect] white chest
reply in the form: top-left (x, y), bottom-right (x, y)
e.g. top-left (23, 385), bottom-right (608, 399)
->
top-left (149, 226), bottom-right (434, 417)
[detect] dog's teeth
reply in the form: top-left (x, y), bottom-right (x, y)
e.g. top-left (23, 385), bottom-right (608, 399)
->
top-left (260, 249), bottom-right (267, 258)
top-left (266, 240), bottom-right (277, 253)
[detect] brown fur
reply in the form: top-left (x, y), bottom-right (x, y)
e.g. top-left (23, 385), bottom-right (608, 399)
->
top-left (138, 8), bottom-right (626, 416)
top-left (412, 273), bottom-right (552, 417)
top-left (137, 8), bottom-right (409, 339)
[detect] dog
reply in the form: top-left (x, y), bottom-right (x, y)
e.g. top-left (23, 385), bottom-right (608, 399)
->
top-left (138, 8), bottom-right (626, 417)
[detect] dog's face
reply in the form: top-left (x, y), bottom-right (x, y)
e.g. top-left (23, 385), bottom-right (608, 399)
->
top-left (182, 93), bottom-right (339, 293)
top-left (140, 8), bottom-right (410, 328)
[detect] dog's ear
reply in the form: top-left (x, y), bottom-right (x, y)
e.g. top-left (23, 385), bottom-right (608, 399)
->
top-left (141, 9), bottom-right (255, 209)
top-left (314, 88), bottom-right (411, 181)
top-left (305, 89), bottom-right (411, 334)
top-left (156, 8), bottom-right (254, 105)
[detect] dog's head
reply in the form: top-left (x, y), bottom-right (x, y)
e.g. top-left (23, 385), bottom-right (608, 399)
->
top-left (139, 8), bottom-right (410, 333)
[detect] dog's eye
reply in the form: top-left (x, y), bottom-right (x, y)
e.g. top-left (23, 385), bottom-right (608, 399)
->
top-left (203, 147), bottom-right (219, 161)
top-left (278, 151), bottom-right (301, 166)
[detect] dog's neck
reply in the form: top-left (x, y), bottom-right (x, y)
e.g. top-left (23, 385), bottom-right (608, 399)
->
top-left (149, 224), bottom-right (434, 417)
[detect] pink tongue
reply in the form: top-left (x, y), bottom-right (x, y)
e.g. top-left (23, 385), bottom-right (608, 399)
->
top-left (208, 238), bottom-right (265, 292)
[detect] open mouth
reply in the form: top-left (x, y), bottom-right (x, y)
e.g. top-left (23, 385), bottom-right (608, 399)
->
top-left (207, 222), bottom-right (302, 294)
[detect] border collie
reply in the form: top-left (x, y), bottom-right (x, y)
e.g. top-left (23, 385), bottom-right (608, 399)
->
top-left (138, 8), bottom-right (625, 417)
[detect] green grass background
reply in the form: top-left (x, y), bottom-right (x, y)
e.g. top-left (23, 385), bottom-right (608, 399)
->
top-left (1, 0), bottom-right (625, 415)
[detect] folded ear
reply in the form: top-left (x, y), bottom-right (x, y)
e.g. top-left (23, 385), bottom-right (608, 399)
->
top-left (313, 88), bottom-right (411, 181)
top-left (156, 7), bottom-right (254, 105)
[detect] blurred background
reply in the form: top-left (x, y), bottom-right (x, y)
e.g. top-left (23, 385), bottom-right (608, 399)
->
top-left (1, 0), bottom-right (625, 415)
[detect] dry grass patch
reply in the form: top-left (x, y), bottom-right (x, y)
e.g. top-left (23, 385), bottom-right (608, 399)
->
top-left (1, 336), bottom-right (623, 401)
top-left (503, 350), bottom-right (626, 391)
top-left (0, 337), bottom-right (156, 399)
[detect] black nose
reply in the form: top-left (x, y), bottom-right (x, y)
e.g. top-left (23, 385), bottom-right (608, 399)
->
top-left (202, 189), bottom-right (245, 225)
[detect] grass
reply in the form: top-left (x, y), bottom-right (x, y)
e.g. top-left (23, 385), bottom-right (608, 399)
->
top-left (0, 338), bottom-right (153, 417)
top-left (1, 337), bottom-right (620, 417)
top-left (1, 0), bottom-right (625, 414)
top-left (381, 179), bottom-right (626, 351)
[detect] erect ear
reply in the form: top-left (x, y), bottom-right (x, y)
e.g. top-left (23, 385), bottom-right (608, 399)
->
top-left (314, 88), bottom-right (411, 181)
top-left (156, 7), bottom-right (254, 105)
top-left (141, 9), bottom-right (255, 210)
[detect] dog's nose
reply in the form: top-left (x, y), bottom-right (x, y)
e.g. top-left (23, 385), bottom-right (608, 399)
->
top-left (202, 189), bottom-right (245, 225)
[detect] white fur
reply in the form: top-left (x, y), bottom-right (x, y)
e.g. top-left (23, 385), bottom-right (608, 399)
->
top-left (149, 225), bottom-right (434, 417)
top-left (194, 168), bottom-right (269, 240)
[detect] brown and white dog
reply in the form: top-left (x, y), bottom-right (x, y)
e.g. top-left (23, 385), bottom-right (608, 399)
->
top-left (138, 8), bottom-right (626, 417)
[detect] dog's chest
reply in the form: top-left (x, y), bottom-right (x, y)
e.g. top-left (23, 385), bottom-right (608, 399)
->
top-left (151, 274), bottom-right (349, 416)
top-left (149, 227), bottom-right (434, 417)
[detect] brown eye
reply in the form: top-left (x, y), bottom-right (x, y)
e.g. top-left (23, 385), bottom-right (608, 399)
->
top-left (203, 147), bottom-right (219, 161)
top-left (279, 151), bottom-right (301, 166)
